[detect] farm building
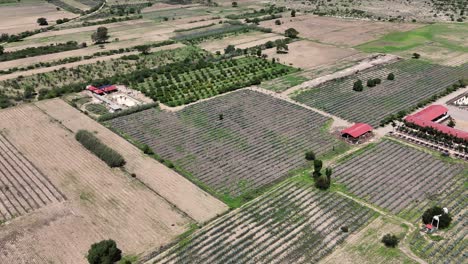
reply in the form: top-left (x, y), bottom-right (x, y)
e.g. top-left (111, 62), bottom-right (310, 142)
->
top-left (405, 105), bottom-right (468, 140)
top-left (86, 85), bottom-right (118, 95)
top-left (341, 123), bottom-right (373, 143)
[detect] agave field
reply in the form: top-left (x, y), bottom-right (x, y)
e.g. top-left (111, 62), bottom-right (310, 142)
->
top-left (0, 133), bottom-right (65, 221)
top-left (137, 56), bottom-right (296, 106)
top-left (333, 140), bottom-right (464, 213)
top-left (146, 179), bottom-right (376, 264)
top-left (108, 90), bottom-right (345, 195)
top-left (292, 60), bottom-right (468, 127)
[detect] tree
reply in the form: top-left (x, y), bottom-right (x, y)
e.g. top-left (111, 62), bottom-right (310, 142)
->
top-left (305, 150), bottom-right (315, 161)
top-left (312, 159), bottom-right (323, 179)
top-left (91, 27), bottom-right (109, 44)
top-left (353, 79), bottom-right (363, 91)
top-left (275, 19), bottom-right (281, 25)
top-left (325, 167), bottom-right (332, 179)
top-left (412, 53), bottom-right (421, 59)
top-left (285, 28), bottom-right (299, 38)
top-left (291, 10), bottom-right (296, 17)
top-left (276, 40), bottom-right (289, 53)
top-left (87, 239), bottom-right (122, 264)
top-left (136, 44), bottom-right (151, 55)
top-left (224, 44), bottom-right (236, 54)
top-left (219, 113), bottom-right (224, 120)
top-left (0, 45), bottom-right (4, 55)
top-left (315, 175), bottom-right (330, 190)
top-left (447, 118), bottom-right (455, 128)
top-left (142, 144), bottom-right (154, 155)
top-left (231, 1), bottom-right (238, 7)
top-left (367, 79), bottom-right (376, 87)
top-left (37, 17), bottom-right (48, 26)
top-left (256, 49), bottom-right (261, 57)
top-left (23, 86), bottom-right (35, 99)
top-left (422, 206), bottom-right (452, 229)
top-left (382, 234), bottom-right (399, 248)
top-left (387, 72), bottom-right (395, 80)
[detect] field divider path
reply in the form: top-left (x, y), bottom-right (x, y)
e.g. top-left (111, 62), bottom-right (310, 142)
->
top-left (34, 99), bottom-right (228, 223)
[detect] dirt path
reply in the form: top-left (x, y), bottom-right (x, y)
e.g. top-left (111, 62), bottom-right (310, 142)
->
top-left (282, 54), bottom-right (400, 96)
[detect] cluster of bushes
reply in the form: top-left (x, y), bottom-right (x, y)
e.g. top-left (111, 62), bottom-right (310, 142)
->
top-left (366, 78), bottom-right (381, 87)
top-left (0, 41), bottom-right (81, 62)
top-left (245, 14), bottom-right (282, 24)
top-left (110, 2), bottom-right (152, 16)
top-left (379, 79), bottom-right (467, 126)
top-left (222, 38), bottom-right (292, 57)
top-left (226, 5), bottom-right (285, 19)
top-left (0, 27), bottom-right (53, 43)
top-left (75, 130), bottom-right (125, 167)
top-left (82, 15), bottom-right (142, 27)
top-left (306, 151), bottom-right (332, 190)
top-left (0, 93), bottom-right (12, 109)
top-left (55, 18), bottom-right (70, 24)
top-left (98, 103), bottom-right (158, 122)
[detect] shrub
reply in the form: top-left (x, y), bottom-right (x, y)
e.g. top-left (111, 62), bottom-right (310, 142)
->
top-left (284, 28), bottom-right (299, 38)
top-left (315, 175), bottom-right (330, 190)
top-left (87, 239), bottom-right (122, 264)
top-left (141, 144), bottom-right (154, 155)
top-left (305, 150), bottom-right (315, 160)
top-left (341, 226), bottom-right (349, 232)
top-left (412, 53), bottom-right (421, 59)
top-left (422, 206), bottom-right (452, 229)
top-left (37, 17), bottom-right (48, 26)
top-left (382, 234), bottom-right (399, 248)
top-left (75, 130), bottom-right (125, 167)
top-left (367, 79), bottom-right (376, 87)
top-left (353, 79), bottom-right (363, 91)
top-left (387, 72), bottom-right (395, 80)
top-left (275, 19), bottom-right (281, 25)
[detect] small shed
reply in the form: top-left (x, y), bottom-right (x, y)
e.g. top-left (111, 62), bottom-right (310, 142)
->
top-left (341, 123), bottom-right (373, 143)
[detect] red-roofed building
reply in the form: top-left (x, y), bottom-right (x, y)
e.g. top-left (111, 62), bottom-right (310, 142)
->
top-left (341, 123), bottom-right (373, 143)
top-left (405, 105), bottom-right (468, 140)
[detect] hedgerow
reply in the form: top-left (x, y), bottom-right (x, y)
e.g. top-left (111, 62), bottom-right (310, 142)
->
top-left (75, 130), bottom-right (125, 167)
top-left (97, 103), bottom-right (158, 122)
top-left (0, 41), bottom-right (81, 62)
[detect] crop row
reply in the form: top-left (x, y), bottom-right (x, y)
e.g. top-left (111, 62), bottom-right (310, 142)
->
top-left (107, 90), bottom-right (343, 195)
top-left (333, 140), bottom-right (463, 213)
top-left (0, 134), bottom-right (65, 221)
top-left (147, 180), bottom-right (375, 264)
top-left (136, 56), bottom-right (296, 106)
top-left (293, 60), bottom-right (468, 127)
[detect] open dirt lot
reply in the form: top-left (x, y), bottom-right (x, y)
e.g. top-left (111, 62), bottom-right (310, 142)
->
top-left (264, 40), bottom-right (359, 69)
top-left (0, 103), bottom-right (193, 263)
top-left (260, 14), bottom-right (422, 47)
top-left (0, 2), bottom-right (77, 35)
top-left (199, 31), bottom-right (283, 53)
top-left (36, 98), bottom-right (227, 222)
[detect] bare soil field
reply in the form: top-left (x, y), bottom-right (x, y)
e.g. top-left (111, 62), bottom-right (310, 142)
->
top-left (263, 40), bottom-right (359, 69)
top-left (0, 104), bottom-right (192, 263)
top-left (199, 31), bottom-right (283, 53)
top-left (36, 98), bottom-right (228, 222)
top-left (260, 14), bottom-right (422, 47)
top-left (0, 2), bottom-right (77, 34)
top-left (320, 217), bottom-right (417, 264)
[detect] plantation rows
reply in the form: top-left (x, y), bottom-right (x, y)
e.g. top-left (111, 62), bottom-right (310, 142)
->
top-left (333, 140), bottom-right (463, 213)
top-left (108, 90), bottom-right (342, 195)
top-left (172, 24), bottom-right (251, 44)
top-left (0, 134), bottom-right (65, 221)
top-left (137, 57), bottom-right (296, 106)
top-left (148, 180), bottom-right (376, 264)
top-left (293, 60), bottom-right (468, 127)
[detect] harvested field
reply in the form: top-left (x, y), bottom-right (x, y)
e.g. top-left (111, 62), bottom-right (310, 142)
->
top-left (292, 60), bottom-right (468, 127)
top-left (0, 133), bottom-right (65, 222)
top-left (0, 103), bottom-right (193, 263)
top-left (145, 179), bottom-right (376, 264)
top-left (107, 90), bottom-right (347, 196)
top-left (0, 2), bottom-right (77, 34)
top-left (36, 98), bottom-right (228, 222)
top-left (263, 40), bottom-right (359, 69)
top-left (198, 31), bottom-right (283, 53)
top-left (260, 14), bottom-right (421, 47)
top-left (333, 140), bottom-right (464, 214)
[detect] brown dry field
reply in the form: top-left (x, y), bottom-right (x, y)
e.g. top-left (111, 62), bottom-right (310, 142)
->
top-left (320, 217), bottom-right (415, 264)
top-left (264, 40), bottom-right (359, 69)
top-left (36, 98), bottom-right (228, 222)
top-left (0, 2), bottom-right (78, 35)
top-left (0, 43), bottom-right (185, 81)
top-left (0, 104), bottom-right (192, 263)
top-left (260, 14), bottom-right (422, 47)
top-left (199, 31), bottom-right (283, 53)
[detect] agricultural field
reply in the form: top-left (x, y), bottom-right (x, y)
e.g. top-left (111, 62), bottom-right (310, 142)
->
top-left (107, 90), bottom-right (347, 197)
top-left (292, 59), bottom-right (468, 127)
top-left (0, 103), bottom-right (195, 263)
top-left (198, 31), bottom-right (283, 53)
top-left (260, 14), bottom-right (422, 47)
top-left (0, 0), bottom-right (77, 34)
top-left (333, 140), bottom-right (465, 214)
top-left (145, 179), bottom-right (377, 264)
top-left (357, 23), bottom-right (468, 66)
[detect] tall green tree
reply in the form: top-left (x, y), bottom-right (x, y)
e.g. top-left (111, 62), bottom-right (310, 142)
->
top-left (37, 17), bottom-right (48, 26)
top-left (92, 27), bottom-right (110, 44)
top-left (285, 28), bottom-right (299, 38)
top-left (87, 239), bottom-right (122, 264)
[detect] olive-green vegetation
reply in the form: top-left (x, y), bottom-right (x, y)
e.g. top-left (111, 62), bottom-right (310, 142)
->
top-left (75, 130), bottom-right (125, 167)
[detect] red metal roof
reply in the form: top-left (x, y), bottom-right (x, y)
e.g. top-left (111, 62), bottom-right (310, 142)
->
top-left (341, 123), bottom-right (373, 138)
top-left (405, 105), bottom-right (468, 140)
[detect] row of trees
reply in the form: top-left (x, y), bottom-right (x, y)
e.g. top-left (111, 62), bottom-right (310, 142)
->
top-left (353, 73), bottom-right (395, 91)
top-left (0, 41), bottom-right (81, 62)
top-left (75, 130), bottom-right (125, 167)
top-left (305, 151), bottom-right (332, 190)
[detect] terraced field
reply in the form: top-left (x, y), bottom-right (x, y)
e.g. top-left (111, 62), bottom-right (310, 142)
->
top-left (108, 90), bottom-right (346, 196)
top-left (0, 133), bottom-right (65, 221)
top-left (292, 60), bottom-right (468, 127)
top-left (333, 140), bottom-right (464, 213)
top-left (145, 179), bottom-right (377, 264)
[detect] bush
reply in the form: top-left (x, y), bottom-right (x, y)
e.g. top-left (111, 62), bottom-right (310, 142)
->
top-left (87, 239), bottom-right (122, 264)
top-left (387, 72), bottom-right (395, 80)
top-left (412, 53), bottom-right (421, 59)
top-left (422, 206), bottom-right (452, 229)
top-left (315, 175), bottom-right (330, 190)
top-left (284, 28), bottom-right (299, 38)
top-left (141, 144), bottom-right (154, 155)
top-left (341, 226), bottom-right (348, 232)
top-left (353, 79), bottom-right (363, 91)
top-left (305, 150), bottom-right (315, 160)
top-left (382, 234), bottom-right (399, 248)
top-left (367, 79), bottom-right (376, 87)
top-left (75, 130), bottom-right (125, 167)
